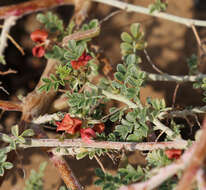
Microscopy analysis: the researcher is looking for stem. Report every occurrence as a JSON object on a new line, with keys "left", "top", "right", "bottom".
{"left": 146, "top": 72, "right": 206, "bottom": 82}
{"left": 0, "top": 0, "right": 74, "bottom": 19}
{"left": 0, "top": 134, "right": 189, "bottom": 151}
{"left": 93, "top": 0, "right": 206, "bottom": 27}
{"left": 48, "top": 152, "right": 84, "bottom": 190}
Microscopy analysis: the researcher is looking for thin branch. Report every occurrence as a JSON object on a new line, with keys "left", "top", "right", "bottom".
{"left": 0, "top": 16, "right": 18, "bottom": 57}
{"left": 94, "top": 155, "right": 106, "bottom": 173}
{"left": 93, "top": 0, "right": 206, "bottom": 27}
{"left": 144, "top": 49, "right": 164, "bottom": 74}
{"left": 172, "top": 84, "right": 180, "bottom": 108}
{"left": 48, "top": 151, "right": 84, "bottom": 190}
{"left": 0, "top": 0, "right": 74, "bottom": 19}
{"left": 0, "top": 69, "right": 17, "bottom": 75}
{"left": 0, "top": 133, "right": 189, "bottom": 151}
{"left": 146, "top": 72, "right": 206, "bottom": 82}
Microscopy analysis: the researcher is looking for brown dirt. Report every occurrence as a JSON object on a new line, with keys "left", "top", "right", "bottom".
{"left": 1, "top": 0, "right": 206, "bottom": 189}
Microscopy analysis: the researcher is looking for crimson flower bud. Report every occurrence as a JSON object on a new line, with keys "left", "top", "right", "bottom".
{"left": 32, "top": 46, "right": 46, "bottom": 58}
{"left": 30, "top": 29, "right": 48, "bottom": 43}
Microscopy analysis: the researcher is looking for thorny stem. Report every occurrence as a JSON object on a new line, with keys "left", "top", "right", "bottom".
{"left": 48, "top": 152, "right": 84, "bottom": 190}
{"left": 1, "top": 0, "right": 206, "bottom": 28}
{"left": 146, "top": 72, "right": 206, "bottom": 82}
{"left": 0, "top": 133, "right": 189, "bottom": 151}
{"left": 93, "top": 0, "right": 206, "bottom": 27}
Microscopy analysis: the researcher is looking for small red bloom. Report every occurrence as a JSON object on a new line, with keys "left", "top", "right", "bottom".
{"left": 80, "top": 128, "right": 96, "bottom": 143}
{"left": 56, "top": 114, "right": 82, "bottom": 135}
{"left": 165, "top": 149, "right": 182, "bottom": 159}
{"left": 32, "top": 46, "right": 46, "bottom": 58}
{"left": 93, "top": 123, "right": 105, "bottom": 134}
{"left": 30, "top": 29, "right": 48, "bottom": 43}
{"left": 71, "top": 52, "right": 92, "bottom": 70}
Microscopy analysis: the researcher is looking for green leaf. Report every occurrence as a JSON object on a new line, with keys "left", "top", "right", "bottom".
{"left": 3, "top": 162, "right": 13, "bottom": 170}
{"left": 76, "top": 151, "right": 88, "bottom": 160}
{"left": 2, "top": 134, "right": 12, "bottom": 143}
{"left": 126, "top": 54, "right": 137, "bottom": 65}
{"left": 130, "top": 23, "right": 140, "bottom": 38}
{"left": 114, "top": 72, "right": 125, "bottom": 82}
{"left": 0, "top": 167, "right": 4, "bottom": 176}
{"left": 17, "top": 136, "right": 26, "bottom": 144}
{"left": 0, "top": 154, "right": 7, "bottom": 163}
{"left": 115, "top": 125, "right": 133, "bottom": 140}
{"left": 11, "top": 125, "right": 19, "bottom": 137}
{"left": 0, "top": 55, "right": 6, "bottom": 65}
{"left": 117, "top": 64, "right": 127, "bottom": 74}
{"left": 21, "top": 129, "right": 34, "bottom": 137}
{"left": 121, "top": 32, "right": 133, "bottom": 43}
{"left": 95, "top": 168, "right": 105, "bottom": 178}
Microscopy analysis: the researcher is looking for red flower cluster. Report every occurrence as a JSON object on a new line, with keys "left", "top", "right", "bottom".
{"left": 71, "top": 52, "right": 92, "bottom": 70}
{"left": 56, "top": 114, "right": 105, "bottom": 143}
{"left": 165, "top": 149, "right": 182, "bottom": 159}
{"left": 30, "top": 29, "right": 48, "bottom": 58}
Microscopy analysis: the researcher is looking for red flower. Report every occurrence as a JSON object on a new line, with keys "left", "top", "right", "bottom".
{"left": 32, "top": 46, "right": 45, "bottom": 58}
{"left": 31, "top": 29, "right": 48, "bottom": 43}
{"left": 71, "top": 52, "right": 92, "bottom": 70}
{"left": 80, "top": 128, "right": 96, "bottom": 143}
{"left": 93, "top": 123, "right": 105, "bottom": 134}
{"left": 56, "top": 114, "right": 82, "bottom": 135}
{"left": 165, "top": 149, "right": 182, "bottom": 159}
{"left": 31, "top": 29, "right": 48, "bottom": 57}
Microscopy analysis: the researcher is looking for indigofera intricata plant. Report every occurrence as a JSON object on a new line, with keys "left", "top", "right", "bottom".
{"left": 1, "top": 1, "right": 206, "bottom": 190}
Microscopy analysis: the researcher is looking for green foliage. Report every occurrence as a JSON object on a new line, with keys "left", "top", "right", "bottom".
{"left": 109, "top": 107, "right": 124, "bottom": 122}
{"left": 59, "top": 186, "right": 68, "bottom": 190}
{"left": 81, "top": 19, "right": 99, "bottom": 31}
{"left": 2, "top": 125, "right": 34, "bottom": 150}
{"left": 146, "top": 150, "right": 171, "bottom": 167}
{"left": 0, "top": 151, "right": 13, "bottom": 176}
{"left": 0, "top": 126, "right": 34, "bottom": 176}
{"left": 146, "top": 97, "right": 166, "bottom": 118}
{"left": 24, "top": 162, "right": 47, "bottom": 190}
{"left": 187, "top": 54, "right": 198, "bottom": 75}
{"left": 149, "top": 0, "right": 168, "bottom": 13}
{"left": 193, "top": 77, "right": 206, "bottom": 102}
{"left": 95, "top": 164, "right": 144, "bottom": 190}
{"left": 37, "top": 12, "right": 64, "bottom": 33}
{"left": 115, "top": 108, "right": 149, "bottom": 141}
{"left": 76, "top": 148, "right": 108, "bottom": 160}
{"left": 120, "top": 23, "right": 147, "bottom": 56}
{"left": 67, "top": 89, "right": 105, "bottom": 117}
{"left": 0, "top": 55, "right": 6, "bottom": 65}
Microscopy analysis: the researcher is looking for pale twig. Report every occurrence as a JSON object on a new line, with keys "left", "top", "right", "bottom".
{"left": 0, "top": 68, "right": 17, "bottom": 75}
{"left": 7, "top": 34, "right": 24, "bottom": 55}
{"left": 100, "top": 10, "right": 122, "bottom": 24}
{"left": 93, "top": 0, "right": 206, "bottom": 27}
{"left": 143, "top": 49, "right": 164, "bottom": 74}
{"left": 145, "top": 72, "right": 206, "bottom": 82}
{"left": 0, "top": 16, "right": 18, "bottom": 57}
{"left": 0, "top": 132, "right": 189, "bottom": 150}
{"left": 94, "top": 155, "right": 106, "bottom": 173}
{"left": 172, "top": 84, "right": 180, "bottom": 108}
